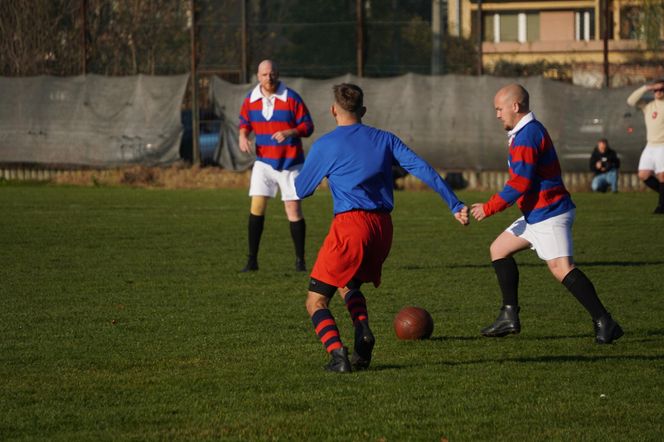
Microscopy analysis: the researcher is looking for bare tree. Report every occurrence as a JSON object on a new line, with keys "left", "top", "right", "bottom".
{"left": 641, "top": 0, "right": 664, "bottom": 51}
{"left": 0, "top": 0, "right": 80, "bottom": 76}
{"left": 85, "top": 0, "right": 189, "bottom": 76}
{"left": 1, "top": 0, "right": 189, "bottom": 77}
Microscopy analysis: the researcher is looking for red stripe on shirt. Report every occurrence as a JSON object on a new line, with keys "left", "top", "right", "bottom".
{"left": 538, "top": 160, "right": 562, "bottom": 180}
{"left": 484, "top": 193, "right": 509, "bottom": 216}
{"left": 510, "top": 145, "right": 537, "bottom": 164}
{"left": 533, "top": 186, "right": 568, "bottom": 209}
{"left": 256, "top": 145, "right": 302, "bottom": 159}
{"left": 519, "top": 186, "right": 568, "bottom": 211}
{"left": 506, "top": 172, "right": 531, "bottom": 193}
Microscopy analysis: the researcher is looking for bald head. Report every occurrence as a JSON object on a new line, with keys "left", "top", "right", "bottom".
{"left": 258, "top": 59, "right": 278, "bottom": 74}
{"left": 257, "top": 59, "right": 279, "bottom": 94}
{"left": 497, "top": 84, "right": 529, "bottom": 112}
{"left": 494, "top": 83, "right": 530, "bottom": 131}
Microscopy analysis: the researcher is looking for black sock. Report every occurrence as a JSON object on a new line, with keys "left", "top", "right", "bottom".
{"left": 492, "top": 257, "right": 519, "bottom": 306}
{"left": 659, "top": 181, "right": 664, "bottom": 208}
{"left": 248, "top": 214, "right": 265, "bottom": 259}
{"left": 289, "top": 218, "right": 306, "bottom": 260}
{"left": 562, "top": 268, "right": 608, "bottom": 321}
{"left": 644, "top": 176, "right": 659, "bottom": 192}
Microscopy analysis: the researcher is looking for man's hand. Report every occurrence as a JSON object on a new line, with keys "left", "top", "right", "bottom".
{"left": 471, "top": 203, "right": 487, "bottom": 221}
{"left": 239, "top": 132, "right": 252, "bottom": 153}
{"left": 646, "top": 82, "right": 664, "bottom": 91}
{"left": 272, "top": 129, "right": 296, "bottom": 143}
{"left": 455, "top": 206, "right": 470, "bottom": 226}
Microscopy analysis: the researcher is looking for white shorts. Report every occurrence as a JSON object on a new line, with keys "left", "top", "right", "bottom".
{"left": 249, "top": 160, "right": 301, "bottom": 201}
{"left": 638, "top": 144, "right": 664, "bottom": 174}
{"left": 505, "top": 209, "right": 575, "bottom": 261}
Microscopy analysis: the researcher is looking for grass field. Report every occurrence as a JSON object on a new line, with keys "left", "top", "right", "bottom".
{"left": 1, "top": 183, "right": 663, "bottom": 441}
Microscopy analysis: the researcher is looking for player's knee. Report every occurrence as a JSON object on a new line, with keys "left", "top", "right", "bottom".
{"left": 284, "top": 201, "right": 303, "bottom": 221}
{"left": 489, "top": 241, "right": 507, "bottom": 260}
{"left": 250, "top": 197, "right": 268, "bottom": 216}
{"left": 549, "top": 263, "right": 574, "bottom": 282}
{"left": 638, "top": 170, "right": 653, "bottom": 181}
{"left": 306, "top": 277, "right": 337, "bottom": 315}
{"left": 305, "top": 292, "right": 330, "bottom": 315}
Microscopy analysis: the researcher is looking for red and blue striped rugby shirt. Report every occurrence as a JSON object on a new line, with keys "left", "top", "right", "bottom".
{"left": 239, "top": 82, "right": 314, "bottom": 171}
{"left": 483, "top": 113, "right": 575, "bottom": 224}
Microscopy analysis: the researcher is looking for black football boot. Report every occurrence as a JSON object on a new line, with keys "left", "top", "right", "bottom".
{"left": 481, "top": 305, "right": 521, "bottom": 337}
{"left": 295, "top": 257, "right": 307, "bottom": 272}
{"left": 594, "top": 313, "right": 624, "bottom": 344}
{"left": 351, "top": 320, "right": 375, "bottom": 370}
{"left": 325, "top": 347, "right": 352, "bottom": 373}
{"left": 240, "top": 255, "right": 258, "bottom": 272}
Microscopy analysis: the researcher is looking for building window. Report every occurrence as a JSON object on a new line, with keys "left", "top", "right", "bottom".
{"left": 620, "top": 5, "right": 641, "bottom": 40}
{"left": 526, "top": 12, "right": 539, "bottom": 42}
{"left": 482, "top": 13, "right": 494, "bottom": 42}
{"left": 482, "top": 11, "right": 539, "bottom": 43}
{"left": 500, "top": 13, "right": 519, "bottom": 42}
{"left": 575, "top": 10, "right": 594, "bottom": 41}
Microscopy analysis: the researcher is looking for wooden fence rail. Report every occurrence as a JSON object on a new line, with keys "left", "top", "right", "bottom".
{"left": 0, "top": 166, "right": 649, "bottom": 192}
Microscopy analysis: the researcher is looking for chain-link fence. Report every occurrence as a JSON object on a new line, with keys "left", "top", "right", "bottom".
{"left": 0, "top": 0, "right": 482, "bottom": 79}
{"left": 4, "top": 1, "right": 664, "bottom": 80}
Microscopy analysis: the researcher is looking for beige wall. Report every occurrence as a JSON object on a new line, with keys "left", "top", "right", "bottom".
{"left": 453, "top": 0, "right": 598, "bottom": 38}
{"left": 540, "top": 11, "right": 575, "bottom": 42}
{"left": 481, "top": 39, "right": 658, "bottom": 66}
{"left": 449, "top": 0, "right": 658, "bottom": 67}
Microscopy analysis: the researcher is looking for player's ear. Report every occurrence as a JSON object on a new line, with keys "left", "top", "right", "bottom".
{"left": 330, "top": 104, "right": 337, "bottom": 118}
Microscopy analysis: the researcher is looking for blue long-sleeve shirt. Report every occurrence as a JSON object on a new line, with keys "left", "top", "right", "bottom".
{"left": 295, "top": 123, "right": 464, "bottom": 215}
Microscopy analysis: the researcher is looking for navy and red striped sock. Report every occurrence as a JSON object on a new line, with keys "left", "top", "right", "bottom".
{"left": 344, "top": 290, "right": 368, "bottom": 326}
{"left": 311, "top": 309, "right": 343, "bottom": 353}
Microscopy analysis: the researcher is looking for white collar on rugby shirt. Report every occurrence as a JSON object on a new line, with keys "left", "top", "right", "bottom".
{"left": 249, "top": 81, "right": 288, "bottom": 103}
{"left": 507, "top": 111, "right": 535, "bottom": 145}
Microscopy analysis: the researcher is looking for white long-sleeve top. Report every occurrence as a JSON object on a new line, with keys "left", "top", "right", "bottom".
{"left": 627, "top": 85, "right": 664, "bottom": 146}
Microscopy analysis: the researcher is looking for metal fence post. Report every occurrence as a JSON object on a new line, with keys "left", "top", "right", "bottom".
{"left": 356, "top": 0, "right": 364, "bottom": 77}
{"left": 190, "top": 0, "right": 200, "bottom": 165}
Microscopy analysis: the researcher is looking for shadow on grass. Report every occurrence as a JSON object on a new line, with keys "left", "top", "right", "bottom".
{"left": 399, "top": 260, "right": 664, "bottom": 271}
{"left": 396, "top": 330, "right": 662, "bottom": 343}
{"left": 429, "top": 335, "right": 484, "bottom": 342}
{"left": 517, "top": 334, "right": 590, "bottom": 340}
{"left": 621, "top": 328, "right": 664, "bottom": 343}
{"left": 436, "top": 353, "right": 664, "bottom": 366}
{"left": 365, "top": 364, "right": 407, "bottom": 372}
{"left": 574, "top": 260, "right": 664, "bottom": 267}
{"left": 368, "top": 329, "right": 664, "bottom": 371}
{"left": 444, "top": 261, "right": 664, "bottom": 269}
{"left": 434, "top": 328, "right": 664, "bottom": 343}
{"left": 369, "top": 353, "right": 664, "bottom": 372}
{"left": 527, "top": 328, "right": 664, "bottom": 342}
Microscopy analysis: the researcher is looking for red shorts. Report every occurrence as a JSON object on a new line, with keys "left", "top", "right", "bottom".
{"left": 311, "top": 210, "right": 393, "bottom": 289}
